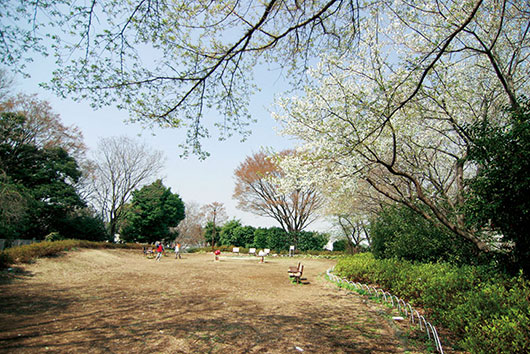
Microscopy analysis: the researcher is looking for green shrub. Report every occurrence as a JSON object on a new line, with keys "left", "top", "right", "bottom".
{"left": 296, "top": 231, "right": 328, "bottom": 251}
{"left": 370, "top": 204, "right": 481, "bottom": 265}
{"left": 458, "top": 276, "right": 530, "bottom": 353}
{"left": 332, "top": 239, "right": 347, "bottom": 252}
{"left": 334, "top": 252, "right": 378, "bottom": 284}
{"left": 334, "top": 253, "right": 530, "bottom": 353}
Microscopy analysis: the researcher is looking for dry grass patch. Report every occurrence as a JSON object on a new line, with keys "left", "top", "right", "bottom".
{"left": 0, "top": 250, "right": 416, "bottom": 353}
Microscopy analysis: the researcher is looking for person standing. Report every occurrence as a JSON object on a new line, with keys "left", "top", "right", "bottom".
{"left": 175, "top": 242, "right": 181, "bottom": 259}
{"left": 155, "top": 241, "right": 163, "bottom": 261}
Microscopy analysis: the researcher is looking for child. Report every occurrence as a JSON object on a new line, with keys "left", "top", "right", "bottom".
{"left": 155, "top": 242, "right": 164, "bottom": 261}
{"left": 175, "top": 242, "right": 181, "bottom": 259}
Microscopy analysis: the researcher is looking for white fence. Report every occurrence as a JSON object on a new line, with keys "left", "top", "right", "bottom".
{"left": 326, "top": 267, "right": 444, "bottom": 353}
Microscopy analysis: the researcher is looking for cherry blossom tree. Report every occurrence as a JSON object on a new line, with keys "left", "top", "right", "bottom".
{"left": 274, "top": 0, "right": 530, "bottom": 254}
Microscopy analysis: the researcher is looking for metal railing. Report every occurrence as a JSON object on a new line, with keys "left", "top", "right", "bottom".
{"left": 326, "top": 267, "right": 444, "bottom": 354}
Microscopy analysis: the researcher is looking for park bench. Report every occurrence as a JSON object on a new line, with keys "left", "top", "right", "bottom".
{"left": 232, "top": 247, "right": 240, "bottom": 255}
{"left": 288, "top": 262, "right": 301, "bottom": 274}
{"left": 263, "top": 248, "right": 270, "bottom": 256}
{"left": 248, "top": 248, "right": 256, "bottom": 256}
{"left": 288, "top": 264, "right": 304, "bottom": 284}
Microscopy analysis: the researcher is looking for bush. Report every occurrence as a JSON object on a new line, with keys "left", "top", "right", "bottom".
{"left": 332, "top": 239, "right": 347, "bottom": 252}
{"left": 334, "top": 253, "right": 530, "bottom": 353}
{"left": 370, "top": 204, "right": 481, "bottom": 265}
{"left": 459, "top": 277, "right": 530, "bottom": 353}
{"left": 296, "top": 231, "right": 328, "bottom": 251}
{"left": 0, "top": 240, "right": 144, "bottom": 268}
{"left": 253, "top": 228, "right": 268, "bottom": 249}
{"left": 266, "top": 227, "right": 290, "bottom": 251}
{"left": 60, "top": 213, "right": 109, "bottom": 241}
{"left": 465, "top": 98, "right": 530, "bottom": 276}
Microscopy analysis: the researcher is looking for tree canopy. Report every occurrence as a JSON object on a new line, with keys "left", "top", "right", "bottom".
{"left": 274, "top": 0, "right": 530, "bottom": 260}
{"left": 121, "top": 180, "right": 185, "bottom": 243}
{"left": 0, "top": 112, "right": 87, "bottom": 239}
{"left": 465, "top": 98, "right": 530, "bottom": 275}
{"left": 1, "top": 0, "right": 360, "bottom": 157}
{"left": 90, "top": 136, "right": 165, "bottom": 237}
{"left": 233, "top": 150, "right": 323, "bottom": 238}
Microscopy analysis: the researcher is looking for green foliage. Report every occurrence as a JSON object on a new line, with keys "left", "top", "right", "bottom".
{"left": 215, "top": 225, "right": 330, "bottom": 251}
{"left": 218, "top": 219, "right": 243, "bottom": 246}
{"left": 120, "top": 180, "right": 185, "bottom": 243}
{"left": 370, "top": 204, "right": 480, "bottom": 264}
{"left": 253, "top": 228, "right": 268, "bottom": 249}
{"left": 235, "top": 225, "right": 256, "bottom": 248}
{"left": 335, "top": 253, "right": 530, "bottom": 353}
{"left": 465, "top": 98, "right": 530, "bottom": 276}
{"left": 265, "top": 227, "right": 290, "bottom": 251}
{"left": 220, "top": 221, "right": 266, "bottom": 248}
{"left": 0, "top": 173, "right": 29, "bottom": 238}
{"left": 216, "top": 221, "right": 329, "bottom": 251}
{"left": 59, "top": 212, "right": 109, "bottom": 241}
{"left": 0, "top": 112, "right": 86, "bottom": 239}
{"left": 459, "top": 277, "right": 530, "bottom": 353}
{"left": 295, "top": 231, "right": 328, "bottom": 252}
{"left": 203, "top": 221, "right": 221, "bottom": 247}
{"left": 332, "top": 239, "right": 347, "bottom": 252}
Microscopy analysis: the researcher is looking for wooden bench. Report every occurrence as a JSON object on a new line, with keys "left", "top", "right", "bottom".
{"left": 288, "top": 262, "right": 301, "bottom": 273}
{"left": 288, "top": 264, "right": 304, "bottom": 284}
{"left": 232, "top": 247, "right": 240, "bottom": 255}
{"left": 248, "top": 248, "right": 256, "bottom": 256}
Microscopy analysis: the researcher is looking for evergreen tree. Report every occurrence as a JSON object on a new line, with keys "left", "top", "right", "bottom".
{"left": 121, "top": 180, "right": 185, "bottom": 243}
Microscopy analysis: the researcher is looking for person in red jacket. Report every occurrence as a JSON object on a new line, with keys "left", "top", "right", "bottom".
{"left": 155, "top": 241, "right": 164, "bottom": 261}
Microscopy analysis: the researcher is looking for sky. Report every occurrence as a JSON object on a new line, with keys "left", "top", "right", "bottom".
{"left": 12, "top": 53, "right": 331, "bottom": 232}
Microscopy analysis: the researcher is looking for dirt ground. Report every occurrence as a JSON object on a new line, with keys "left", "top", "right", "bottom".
{"left": 0, "top": 249, "right": 421, "bottom": 353}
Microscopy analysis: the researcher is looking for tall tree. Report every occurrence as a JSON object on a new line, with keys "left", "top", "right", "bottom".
{"left": 0, "top": 93, "right": 86, "bottom": 160}
{"left": 175, "top": 201, "right": 205, "bottom": 248}
{"left": 201, "top": 202, "right": 228, "bottom": 249}
{"left": 0, "top": 112, "right": 85, "bottom": 238}
{"left": 233, "top": 150, "right": 323, "bottom": 242}
{"left": 0, "top": 171, "right": 27, "bottom": 237}
{"left": 91, "top": 136, "right": 165, "bottom": 237}
{"left": 274, "top": 1, "right": 530, "bottom": 256}
{"left": 466, "top": 99, "right": 530, "bottom": 275}
{"left": 121, "top": 180, "right": 185, "bottom": 243}
{"left": 0, "top": 92, "right": 93, "bottom": 200}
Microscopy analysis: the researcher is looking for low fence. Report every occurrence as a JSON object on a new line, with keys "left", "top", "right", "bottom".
{"left": 0, "top": 239, "right": 40, "bottom": 251}
{"left": 326, "top": 267, "right": 444, "bottom": 354}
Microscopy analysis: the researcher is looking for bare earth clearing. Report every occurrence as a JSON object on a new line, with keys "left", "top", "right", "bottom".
{"left": 0, "top": 250, "right": 417, "bottom": 353}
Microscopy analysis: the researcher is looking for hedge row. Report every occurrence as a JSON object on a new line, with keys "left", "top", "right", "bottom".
{"left": 334, "top": 253, "right": 530, "bottom": 353}
{"left": 0, "top": 240, "right": 144, "bottom": 268}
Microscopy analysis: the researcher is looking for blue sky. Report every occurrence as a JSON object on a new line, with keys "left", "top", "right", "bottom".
{"left": 12, "top": 56, "right": 326, "bottom": 230}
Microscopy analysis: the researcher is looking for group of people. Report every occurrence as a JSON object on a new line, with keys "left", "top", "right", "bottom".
{"left": 145, "top": 241, "right": 182, "bottom": 261}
